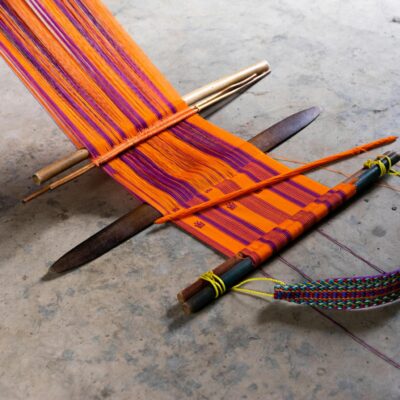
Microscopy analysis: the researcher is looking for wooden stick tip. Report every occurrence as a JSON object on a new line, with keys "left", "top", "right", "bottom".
{"left": 177, "top": 292, "right": 185, "bottom": 304}
{"left": 32, "top": 174, "right": 42, "bottom": 185}
{"left": 182, "top": 302, "right": 192, "bottom": 315}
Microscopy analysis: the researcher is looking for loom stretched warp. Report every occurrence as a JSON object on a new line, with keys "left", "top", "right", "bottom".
{"left": 2, "top": 0, "right": 399, "bottom": 311}
{"left": 0, "top": 0, "right": 332, "bottom": 264}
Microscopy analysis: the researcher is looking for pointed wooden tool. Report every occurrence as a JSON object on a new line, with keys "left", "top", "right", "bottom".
{"left": 42, "top": 107, "right": 321, "bottom": 280}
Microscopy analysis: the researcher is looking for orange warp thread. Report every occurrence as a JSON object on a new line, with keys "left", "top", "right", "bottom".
{"left": 155, "top": 136, "right": 397, "bottom": 223}
{"left": 1, "top": 0, "right": 396, "bottom": 264}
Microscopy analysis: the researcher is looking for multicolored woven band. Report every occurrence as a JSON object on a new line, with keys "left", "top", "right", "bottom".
{"left": 274, "top": 268, "right": 400, "bottom": 310}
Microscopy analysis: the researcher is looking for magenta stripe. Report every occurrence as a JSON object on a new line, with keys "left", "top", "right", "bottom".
{"left": 54, "top": 0, "right": 164, "bottom": 120}
{"left": 0, "top": 41, "right": 97, "bottom": 154}
{"left": 207, "top": 208, "right": 264, "bottom": 241}
{"left": 74, "top": 0, "right": 177, "bottom": 114}
{"left": 2, "top": 2, "right": 128, "bottom": 146}
{"left": 120, "top": 150, "right": 206, "bottom": 204}
{"left": 199, "top": 214, "right": 250, "bottom": 245}
{"left": 172, "top": 121, "right": 321, "bottom": 199}
{"left": 29, "top": 0, "right": 147, "bottom": 132}
{"left": 0, "top": 17, "right": 113, "bottom": 153}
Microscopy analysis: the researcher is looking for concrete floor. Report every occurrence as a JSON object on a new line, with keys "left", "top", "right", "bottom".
{"left": 0, "top": 0, "right": 399, "bottom": 399}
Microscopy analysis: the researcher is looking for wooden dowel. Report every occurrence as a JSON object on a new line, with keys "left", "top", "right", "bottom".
{"left": 177, "top": 254, "right": 245, "bottom": 303}
{"left": 31, "top": 60, "right": 270, "bottom": 184}
{"left": 33, "top": 148, "right": 89, "bottom": 184}
{"left": 23, "top": 162, "right": 95, "bottom": 203}
{"left": 183, "top": 258, "right": 255, "bottom": 314}
{"left": 181, "top": 151, "right": 400, "bottom": 313}
{"left": 182, "top": 60, "right": 269, "bottom": 105}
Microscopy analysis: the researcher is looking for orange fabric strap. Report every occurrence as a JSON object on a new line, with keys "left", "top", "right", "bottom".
{"left": 155, "top": 136, "right": 397, "bottom": 223}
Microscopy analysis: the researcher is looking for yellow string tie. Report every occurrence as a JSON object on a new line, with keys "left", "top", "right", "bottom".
{"left": 364, "top": 155, "right": 400, "bottom": 177}
{"left": 232, "top": 277, "right": 286, "bottom": 299}
{"left": 200, "top": 271, "right": 226, "bottom": 298}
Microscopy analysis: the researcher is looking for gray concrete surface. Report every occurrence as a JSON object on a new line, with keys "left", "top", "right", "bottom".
{"left": 0, "top": 1, "right": 399, "bottom": 399}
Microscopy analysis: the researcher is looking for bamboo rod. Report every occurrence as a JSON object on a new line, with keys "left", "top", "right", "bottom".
{"left": 31, "top": 60, "right": 270, "bottom": 185}
{"left": 23, "top": 162, "right": 94, "bottom": 203}
{"left": 33, "top": 148, "right": 89, "bottom": 184}
{"left": 183, "top": 60, "right": 270, "bottom": 105}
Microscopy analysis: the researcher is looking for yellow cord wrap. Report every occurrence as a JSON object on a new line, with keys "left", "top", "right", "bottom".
{"left": 364, "top": 155, "right": 400, "bottom": 177}
{"left": 199, "top": 271, "right": 226, "bottom": 298}
{"left": 232, "top": 277, "right": 286, "bottom": 299}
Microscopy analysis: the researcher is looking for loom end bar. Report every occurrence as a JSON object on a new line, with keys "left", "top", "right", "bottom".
{"left": 183, "top": 257, "right": 255, "bottom": 314}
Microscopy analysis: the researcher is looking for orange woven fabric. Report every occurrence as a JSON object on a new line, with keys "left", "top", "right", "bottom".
{"left": 155, "top": 136, "right": 396, "bottom": 223}
{"left": 0, "top": 0, "right": 383, "bottom": 266}
{"left": 241, "top": 183, "right": 357, "bottom": 265}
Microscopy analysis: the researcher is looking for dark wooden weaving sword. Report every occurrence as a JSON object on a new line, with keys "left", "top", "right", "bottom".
{"left": 42, "top": 106, "right": 321, "bottom": 280}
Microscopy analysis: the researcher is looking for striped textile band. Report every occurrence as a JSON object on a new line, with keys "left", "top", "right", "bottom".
{"left": 240, "top": 183, "right": 356, "bottom": 265}
{"left": 274, "top": 269, "right": 400, "bottom": 310}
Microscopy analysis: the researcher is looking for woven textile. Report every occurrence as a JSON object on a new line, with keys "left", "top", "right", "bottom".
{"left": 0, "top": 0, "right": 330, "bottom": 265}
{"left": 274, "top": 269, "right": 400, "bottom": 310}
{"left": 241, "top": 183, "right": 356, "bottom": 265}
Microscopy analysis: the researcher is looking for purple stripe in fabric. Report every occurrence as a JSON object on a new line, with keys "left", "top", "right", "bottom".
{"left": 120, "top": 150, "right": 206, "bottom": 205}
{"left": 54, "top": 0, "right": 164, "bottom": 121}
{"left": 119, "top": 147, "right": 276, "bottom": 244}
{"left": 74, "top": 0, "right": 177, "bottom": 114}
{"left": 268, "top": 187, "right": 308, "bottom": 208}
{"left": 258, "top": 237, "right": 278, "bottom": 253}
{"left": 208, "top": 208, "right": 264, "bottom": 242}
{"left": 29, "top": 0, "right": 148, "bottom": 132}
{"left": 199, "top": 213, "right": 251, "bottom": 245}
{"left": 0, "top": 16, "right": 113, "bottom": 152}
{"left": 314, "top": 198, "right": 333, "bottom": 212}
{"left": 216, "top": 208, "right": 265, "bottom": 235}
{"left": 177, "top": 121, "right": 318, "bottom": 197}
{"left": 172, "top": 121, "right": 321, "bottom": 200}
{"left": 272, "top": 227, "right": 293, "bottom": 242}
{"left": 3, "top": 2, "right": 128, "bottom": 145}
{"left": 239, "top": 195, "right": 289, "bottom": 224}
{"left": 314, "top": 189, "right": 346, "bottom": 211}
{"left": 0, "top": 41, "right": 97, "bottom": 154}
